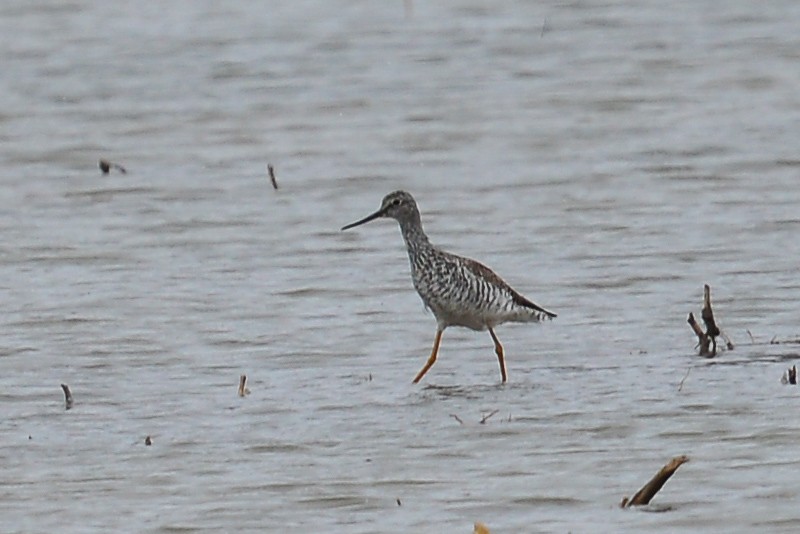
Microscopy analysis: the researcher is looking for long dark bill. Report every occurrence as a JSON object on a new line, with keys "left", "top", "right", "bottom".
{"left": 341, "top": 207, "right": 387, "bottom": 230}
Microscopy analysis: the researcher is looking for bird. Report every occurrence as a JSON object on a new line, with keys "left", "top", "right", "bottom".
{"left": 341, "top": 190, "right": 555, "bottom": 384}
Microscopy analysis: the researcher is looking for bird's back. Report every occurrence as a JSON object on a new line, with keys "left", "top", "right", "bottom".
{"left": 407, "top": 243, "right": 554, "bottom": 330}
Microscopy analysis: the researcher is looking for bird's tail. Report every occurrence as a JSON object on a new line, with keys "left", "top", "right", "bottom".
{"left": 514, "top": 293, "right": 556, "bottom": 321}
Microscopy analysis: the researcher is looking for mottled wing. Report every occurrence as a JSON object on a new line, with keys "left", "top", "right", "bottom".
{"left": 461, "top": 256, "right": 557, "bottom": 319}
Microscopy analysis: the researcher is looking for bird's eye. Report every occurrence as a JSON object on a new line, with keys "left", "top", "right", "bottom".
{"left": 391, "top": 199, "right": 401, "bottom": 206}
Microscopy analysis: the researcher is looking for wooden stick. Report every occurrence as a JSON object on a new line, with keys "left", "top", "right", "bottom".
{"left": 621, "top": 455, "right": 689, "bottom": 507}
{"left": 267, "top": 164, "right": 278, "bottom": 190}
{"left": 450, "top": 414, "right": 464, "bottom": 425}
{"left": 60, "top": 383, "right": 73, "bottom": 410}
{"left": 701, "top": 284, "right": 720, "bottom": 354}
{"left": 238, "top": 375, "right": 250, "bottom": 397}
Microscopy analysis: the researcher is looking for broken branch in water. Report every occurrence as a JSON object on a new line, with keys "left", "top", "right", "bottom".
{"left": 701, "top": 284, "right": 720, "bottom": 349}
{"left": 60, "top": 384, "right": 73, "bottom": 410}
{"left": 687, "top": 312, "right": 711, "bottom": 355}
{"left": 450, "top": 414, "right": 464, "bottom": 425}
{"left": 687, "top": 284, "right": 732, "bottom": 357}
{"left": 621, "top": 455, "right": 689, "bottom": 507}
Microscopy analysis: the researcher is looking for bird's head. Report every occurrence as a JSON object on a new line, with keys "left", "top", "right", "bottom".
{"left": 342, "top": 190, "right": 419, "bottom": 230}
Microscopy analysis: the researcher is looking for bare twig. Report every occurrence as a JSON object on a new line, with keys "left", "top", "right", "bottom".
{"left": 677, "top": 367, "right": 691, "bottom": 392}
{"left": 621, "top": 456, "right": 689, "bottom": 507}
{"left": 267, "top": 164, "right": 278, "bottom": 190}
{"left": 60, "top": 384, "right": 73, "bottom": 410}
{"left": 450, "top": 414, "right": 464, "bottom": 425}
{"left": 746, "top": 329, "right": 755, "bottom": 343}
{"left": 480, "top": 409, "right": 499, "bottom": 424}
{"left": 238, "top": 375, "right": 250, "bottom": 397}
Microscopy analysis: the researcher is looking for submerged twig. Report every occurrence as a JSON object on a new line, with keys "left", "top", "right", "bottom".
{"left": 621, "top": 455, "right": 689, "bottom": 507}
{"left": 60, "top": 383, "right": 73, "bottom": 410}
{"left": 480, "top": 410, "right": 499, "bottom": 424}
{"left": 450, "top": 414, "right": 464, "bottom": 425}
{"left": 746, "top": 329, "right": 755, "bottom": 344}
{"left": 238, "top": 374, "right": 250, "bottom": 397}
{"left": 677, "top": 367, "right": 691, "bottom": 392}
{"left": 267, "top": 164, "right": 278, "bottom": 190}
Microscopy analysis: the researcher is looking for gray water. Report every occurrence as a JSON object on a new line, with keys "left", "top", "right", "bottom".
{"left": 2, "top": 1, "right": 800, "bottom": 532}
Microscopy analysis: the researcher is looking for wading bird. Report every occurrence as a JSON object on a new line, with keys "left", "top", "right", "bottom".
{"left": 342, "top": 191, "right": 555, "bottom": 384}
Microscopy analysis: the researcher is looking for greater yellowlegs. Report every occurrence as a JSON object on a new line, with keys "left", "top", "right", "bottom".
{"left": 342, "top": 191, "right": 555, "bottom": 384}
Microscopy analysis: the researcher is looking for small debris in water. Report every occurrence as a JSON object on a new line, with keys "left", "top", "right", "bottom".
{"left": 60, "top": 384, "right": 73, "bottom": 410}
{"left": 267, "top": 164, "right": 278, "bottom": 190}
{"left": 99, "top": 159, "right": 127, "bottom": 175}
{"left": 677, "top": 367, "right": 691, "bottom": 392}
{"left": 238, "top": 374, "right": 250, "bottom": 397}
{"left": 781, "top": 365, "right": 797, "bottom": 385}
{"left": 449, "top": 414, "right": 464, "bottom": 425}
{"left": 145, "top": 435, "right": 152, "bottom": 446}
{"left": 479, "top": 410, "right": 499, "bottom": 424}
{"left": 396, "top": 498, "right": 401, "bottom": 506}
{"left": 474, "top": 522, "right": 492, "bottom": 534}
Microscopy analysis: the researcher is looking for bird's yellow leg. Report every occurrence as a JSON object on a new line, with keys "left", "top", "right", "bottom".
{"left": 489, "top": 328, "right": 507, "bottom": 383}
{"left": 413, "top": 329, "right": 443, "bottom": 384}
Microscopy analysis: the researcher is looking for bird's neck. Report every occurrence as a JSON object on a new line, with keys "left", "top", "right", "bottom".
{"left": 398, "top": 215, "right": 431, "bottom": 255}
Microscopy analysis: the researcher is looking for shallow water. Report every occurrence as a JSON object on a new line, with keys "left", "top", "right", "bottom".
{"left": 1, "top": 1, "right": 800, "bottom": 532}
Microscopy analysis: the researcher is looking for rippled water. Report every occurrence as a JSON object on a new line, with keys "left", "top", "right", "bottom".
{"left": 2, "top": 1, "right": 800, "bottom": 532}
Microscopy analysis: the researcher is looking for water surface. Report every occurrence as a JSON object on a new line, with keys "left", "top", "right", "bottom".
{"left": 1, "top": 1, "right": 799, "bottom": 532}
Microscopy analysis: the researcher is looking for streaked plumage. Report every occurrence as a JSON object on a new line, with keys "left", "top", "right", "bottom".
{"left": 342, "top": 190, "right": 555, "bottom": 383}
